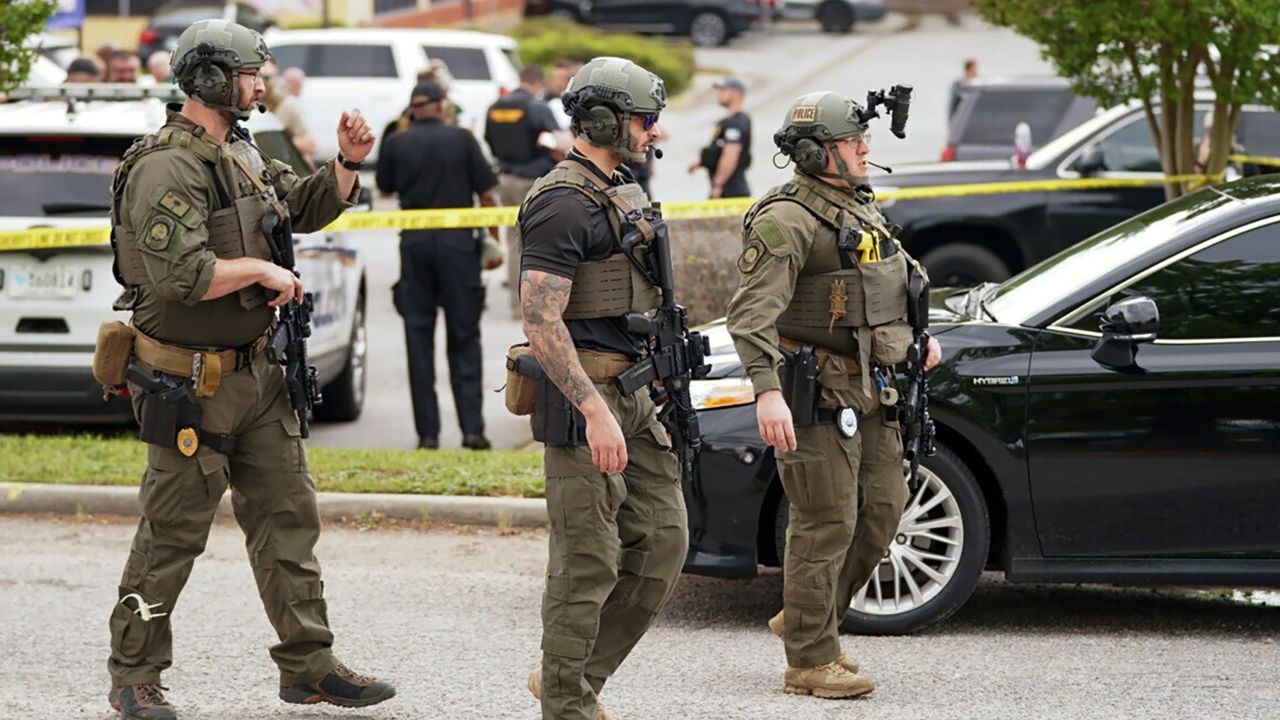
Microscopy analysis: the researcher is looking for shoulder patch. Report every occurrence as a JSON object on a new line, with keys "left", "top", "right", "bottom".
{"left": 158, "top": 191, "right": 190, "bottom": 218}
{"left": 148, "top": 186, "right": 201, "bottom": 227}
{"left": 752, "top": 216, "right": 791, "bottom": 255}
{"left": 142, "top": 215, "right": 177, "bottom": 253}
{"left": 737, "top": 238, "right": 768, "bottom": 275}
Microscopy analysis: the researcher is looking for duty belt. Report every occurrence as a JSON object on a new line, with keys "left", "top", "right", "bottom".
{"left": 779, "top": 337, "right": 861, "bottom": 376}
{"left": 576, "top": 349, "right": 634, "bottom": 384}
{"left": 132, "top": 326, "right": 273, "bottom": 398}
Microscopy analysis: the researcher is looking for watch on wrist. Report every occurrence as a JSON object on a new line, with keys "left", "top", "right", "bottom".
{"left": 337, "top": 153, "right": 363, "bottom": 171}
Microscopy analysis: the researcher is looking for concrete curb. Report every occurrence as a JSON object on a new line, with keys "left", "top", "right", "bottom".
{"left": 0, "top": 483, "right": 548, "bottom": 528}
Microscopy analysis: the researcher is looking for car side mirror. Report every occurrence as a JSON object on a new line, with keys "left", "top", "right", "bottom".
{"left": 1091, "top": 296, "right": 1159, "bottom": 371}
{"left": 1074, "top": 144, "right": 1106, "bottom": 177}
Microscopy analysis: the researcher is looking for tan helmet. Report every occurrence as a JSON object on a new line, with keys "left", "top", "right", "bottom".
{"left": 561, "top": 56, "right": 666, "bottom": 162}
{"left": 171, "top": 19, "right": 270, "bottom": 120}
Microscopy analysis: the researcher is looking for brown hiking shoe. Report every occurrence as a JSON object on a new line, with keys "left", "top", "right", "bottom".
{"left": 279, "top": 664, "right": 396, "bottom": 708}
{"left": 527, "top": 670, "right": 614, "bottom": 720}
{"left": 767, "top": 610, "right": 860, "bottom": 673}
{"left": 784, "top": 662, "right": 875, "bottom": 699}
{"left": 108, "top": 683, "right": 177, "bottom": 720}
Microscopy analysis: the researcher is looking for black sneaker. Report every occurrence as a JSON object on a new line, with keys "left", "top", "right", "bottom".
{"left": 279, "top": 664, "right": 396, "bottom": 708}
{"left": 462, "top": 433, "right": 491, "bottom": 450}
{"left": 108, "top": 684, "right": 177, "bottom": 720}
{"left": 418, "top": 436, "right": 439, "bottom": 450}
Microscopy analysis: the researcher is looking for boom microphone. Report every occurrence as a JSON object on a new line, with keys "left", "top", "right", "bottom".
{"left": 868, "top": 160, "right": 893, "bottom": 174}
{"left": 652, "top": 146, "right": 664, "bottom": 160}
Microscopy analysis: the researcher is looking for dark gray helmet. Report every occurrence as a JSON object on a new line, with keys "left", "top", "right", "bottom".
{"left": 171, "top": 19, "right": 270, "bottom": 121}
{"left": 562, "top": 56, "right": 666, "bottom": 162}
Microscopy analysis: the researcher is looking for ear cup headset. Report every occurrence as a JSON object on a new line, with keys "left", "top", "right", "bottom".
{"left": 190, "top": 43, "right": 232, "bottom": 108}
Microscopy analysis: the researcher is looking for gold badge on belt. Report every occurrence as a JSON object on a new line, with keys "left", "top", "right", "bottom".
{"left": 177, "top": 427, "right": 199, "bottom": 457}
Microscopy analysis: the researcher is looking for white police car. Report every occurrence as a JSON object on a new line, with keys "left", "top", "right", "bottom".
{"left": 0, "top": 84, "right": 368, "bottom": 424}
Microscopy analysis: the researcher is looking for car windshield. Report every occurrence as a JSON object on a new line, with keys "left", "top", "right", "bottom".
{"left": 985, "top": 187, "right": 1236, "bottom": 325}
{"left": 0, "top": 136, "right": 130, "bottom": 217}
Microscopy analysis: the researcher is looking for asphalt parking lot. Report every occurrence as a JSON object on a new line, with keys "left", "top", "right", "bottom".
{"left": 5, "top": 514, "right": 1276, "bottom": 719}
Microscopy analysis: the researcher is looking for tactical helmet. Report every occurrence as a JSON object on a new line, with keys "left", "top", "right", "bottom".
{"left": 171, "top": 19, "right": 270, "bottom": 121}
{"left": 774, "top": 91, "right": 869, "bottom": 187}
{"left": 562, "top": 56, "right": 666, "bottom": 162}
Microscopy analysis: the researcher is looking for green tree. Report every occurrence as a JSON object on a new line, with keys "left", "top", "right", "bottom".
{"left": 976, "top": 0, "right": 1280, "bottom": 199}
{"left": 0, "top": 0, "right": 58, "bottom": 95}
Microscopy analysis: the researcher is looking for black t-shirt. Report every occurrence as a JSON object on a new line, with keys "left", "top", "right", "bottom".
{"left": 375, "top": 118, "right": 498, "bottom": 208}
{"left": 484, "top": 88, "right": 560, "bottom": 179}
{"left": 715, "top": 111, "right": 752, "bottom": 179}
{"left": 519, "top": 152, "right": 647, "bottom": 359}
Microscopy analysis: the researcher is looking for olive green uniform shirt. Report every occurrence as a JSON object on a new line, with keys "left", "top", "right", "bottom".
{"left": 121, "top": 109, "right": 356, "bottom": 348}
{"left": 727, "top": 172, "right": 900, "bottom": 409}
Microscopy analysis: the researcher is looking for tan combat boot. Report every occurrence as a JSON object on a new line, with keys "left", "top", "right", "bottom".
{"left": 527, "top": 670, "right": 614, "bottom": 720}
{"left": 767, "top": 610, "right": 860, "bottom": 673}
{"left": 783, "top": 662, "right": 876, "bottom": 699}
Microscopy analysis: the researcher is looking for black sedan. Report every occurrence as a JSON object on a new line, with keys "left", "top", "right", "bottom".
{"left": 682, "top": 174, "right": 1280, "bottom": 634}
{"left": 878, "top": 96, "right": 1280, "bottom": 287}
{"left": 523, "top": 0, "right": 763, "bottom": 46}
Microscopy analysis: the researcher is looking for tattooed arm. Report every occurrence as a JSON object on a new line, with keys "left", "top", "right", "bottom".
{"left": 521, "top": 269, "right": 628, "bottom": 472}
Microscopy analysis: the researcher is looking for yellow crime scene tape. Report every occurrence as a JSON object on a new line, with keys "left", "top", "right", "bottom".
{"left": 1228, "top": 154, "right": 1280, "bottom": 168}
{"left": 0, "top": 173, "right": 1233, "bottom": 253}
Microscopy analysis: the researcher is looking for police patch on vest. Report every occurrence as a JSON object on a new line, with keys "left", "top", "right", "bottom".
{"left": 791, "top": 105, "right": 818, "bottom": 123}
{"left": 142, "top": 215, "right": 177, "bottom": 252}
{"left": 737, "top": 239, "right": 767, "bottom": 274}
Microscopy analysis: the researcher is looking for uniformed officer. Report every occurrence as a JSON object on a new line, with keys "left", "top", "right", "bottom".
{"left": 688, "top": 76, "right": 752, "bottom": 198}
{"left": 377, "top": 80, "right": 502, "bottom": 450}
{"left": 517, "top": 56, "right": 686, "bottom": 720}
{"left": 102, "top": 20, "right": 394, "bottom": 719}
{"left": 485, "top": 64, "right": 562, "bottom": 317}
{"left": 726, "top": 91, "right": 941, "bottom": 699}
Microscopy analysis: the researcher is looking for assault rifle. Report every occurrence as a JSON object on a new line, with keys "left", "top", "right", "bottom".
{"left": 262, "top": 204, "right": 322, "bottom": 438}
{"left": 900, "top": 264, "right": 936, "bottom": 492}
{"left": 614, "top": 205, "right": 711, "bottom": 491}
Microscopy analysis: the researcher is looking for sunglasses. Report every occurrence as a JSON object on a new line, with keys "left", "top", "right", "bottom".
{"left": 641, "top": 113, "right": 660, "bottom": 130}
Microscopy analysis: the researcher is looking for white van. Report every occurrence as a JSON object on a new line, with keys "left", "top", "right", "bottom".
{"left": 265, "top": 28, "right": 522, "bottom": 162}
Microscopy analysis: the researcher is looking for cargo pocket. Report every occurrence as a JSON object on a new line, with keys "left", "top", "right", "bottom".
{"left": 860, "top": 253, "right": 909, "bottom": 327}
{"left": 871, "top": 321, "right": 914, "bottom": 365}
{"left": 278, "top": 414, "right": 307, "bottom": 474}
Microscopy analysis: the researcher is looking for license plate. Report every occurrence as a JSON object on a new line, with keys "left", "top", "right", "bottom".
{"left": 8, "top": 266, "right": 79, "bottom": 299}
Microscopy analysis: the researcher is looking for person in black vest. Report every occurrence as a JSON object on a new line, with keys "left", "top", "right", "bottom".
{"left": 377, "top": 80, "right": 502, "bottom": 450}
{"left": 689, "top": 77, "right": 752, "bottom": 199}
{"left": 485, "top": 64, "right": 561, "bottom": 317}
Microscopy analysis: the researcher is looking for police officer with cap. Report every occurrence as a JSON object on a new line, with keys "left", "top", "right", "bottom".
{"left": 485, "top": 64, "right": 562, "bottom": 317}
{"left": 377, "top": 79, "right": 501, "bottom": 450}
{"left": 689, "top": 76, "right": 752, "bottom": 198}
{"left": 102, "top": 19, "right": 394, "bottom": 719}
{"left": 726, "top": 90, "right": 941, "bottom": 699}
{"left": 517, "top": 56, "right": 686, "bottom": 720}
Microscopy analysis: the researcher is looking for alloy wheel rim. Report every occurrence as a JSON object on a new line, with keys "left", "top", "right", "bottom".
{"left": 351, "top": 304, "right": 367, "bottom": 406}
{"left": 691, "top": 15, "right": 726, "bottom": 45}
{"left": 851, "top": 465, "right": 965, "bottom": 616}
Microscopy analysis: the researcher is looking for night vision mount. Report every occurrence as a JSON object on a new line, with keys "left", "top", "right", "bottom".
{"left": 859, "top": 84, "right": 913, "bottom": 139}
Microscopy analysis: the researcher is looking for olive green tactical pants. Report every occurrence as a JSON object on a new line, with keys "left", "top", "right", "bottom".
{"left": 108, "top": 351, "right": 337, "bottom": 687}
{"left": 540, "top": 383, "right": 688, "bottom": 720}
{"left": 776, "top": 407, "right": 907, "bottom": 668}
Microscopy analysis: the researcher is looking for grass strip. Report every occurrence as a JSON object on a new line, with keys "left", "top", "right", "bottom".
{"left": 0, "top": 434, "right": 545, "bottom": 498}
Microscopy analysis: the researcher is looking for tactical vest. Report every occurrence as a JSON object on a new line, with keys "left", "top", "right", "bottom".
{"left": 110, "top": 123, "right": 286, "bottom": 312}
{"left": 746, "top": 178, "right": 920, "bottom": 395}
{"left": 486, "top": 91, "right": 540, "bottom": 166}
{"left": 518, "top": 158, "right": 660, "bottom": 321}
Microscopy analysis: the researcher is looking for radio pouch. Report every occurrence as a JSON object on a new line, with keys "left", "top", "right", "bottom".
{"left": 504, "top": 344, "right": 537, "bottom": 416}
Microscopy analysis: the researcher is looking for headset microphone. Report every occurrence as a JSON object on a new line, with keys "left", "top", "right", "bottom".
{"left": 652, "top": 146, "right": 664, "bottom": 160}
{"left": 868, "top": 160, "right": 893, "bottom": 174}
{"left": 256, "top": 103, "right": 267, "bottom": 114}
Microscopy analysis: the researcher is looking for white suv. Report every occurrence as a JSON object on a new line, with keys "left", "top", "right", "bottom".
{"left": 0, "top": 85, "right": 368, "bottom": 424}
{"left": 265, "top": 28, "right": 522, "bottom": 162}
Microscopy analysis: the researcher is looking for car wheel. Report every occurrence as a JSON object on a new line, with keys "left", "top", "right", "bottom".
{"left": 920, "top": 243, "right": 1012, "bottom": 287}
{"left": 817, "top": 0, "right": 854, "bottom": 33}
{"left": 840, "top": 444, "right": 990, "bottom": 635}
{"left": 689, "top": 11, "right": 730, "bottom": 46}
{"left": 313, "top": 290, "right": 366, "bottom": 423}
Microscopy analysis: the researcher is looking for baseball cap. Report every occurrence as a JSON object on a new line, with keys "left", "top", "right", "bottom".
{"left": 714, "top": 77, "right": 745, "bottom": 92}
{"left": 410, "top": 80, "right": 446, "bottom": 103}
